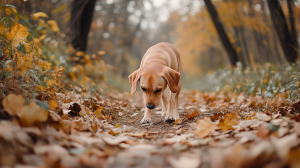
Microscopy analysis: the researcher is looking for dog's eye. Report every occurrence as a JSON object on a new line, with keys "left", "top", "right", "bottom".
{"left": 155, "top": 89, "right": 162, "bottom": 93}
{"left": 141, "top": 87, "right": 147, "bottom": 92}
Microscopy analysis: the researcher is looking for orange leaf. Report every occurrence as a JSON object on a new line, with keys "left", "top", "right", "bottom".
{"left": 185, "top": 109, "right": 199, "bottom": 120}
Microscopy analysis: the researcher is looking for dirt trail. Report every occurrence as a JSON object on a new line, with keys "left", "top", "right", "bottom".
{"left": 1, "top": 90, "right": 300, "bottom": 168}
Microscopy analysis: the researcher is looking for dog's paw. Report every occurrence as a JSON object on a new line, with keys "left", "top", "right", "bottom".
{"left": 165, "top": 116, "right": 175, "bottom": 123}
{"left": 161, "top": 112, "right": 165, "bottom": 116}
{"left": 140, "top": 118, "right": 152, "bottom": 124}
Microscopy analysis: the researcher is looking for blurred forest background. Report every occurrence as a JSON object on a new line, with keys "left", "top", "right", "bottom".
{"left": 5, "top": 0, "right": 300, "bottom": 93}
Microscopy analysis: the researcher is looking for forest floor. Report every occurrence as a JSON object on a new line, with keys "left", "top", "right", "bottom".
{"left": 1, "top": 89, "right": 300, "bottom": 168}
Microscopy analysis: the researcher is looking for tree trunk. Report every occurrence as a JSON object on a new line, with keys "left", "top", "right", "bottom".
{"left": 287, "top": 0, "right": 298, "bottom": 54}
{"left": 233, "top": 27, "right": 247, "bottom": 67}
{"left": 266, "top": 0, "right": 298, "bottom": 63}
{"left": 70, "top": 0, "right": 96, "bottom": 52}
{"left": 203, "top": 0, "right": 239, "bottom": 67}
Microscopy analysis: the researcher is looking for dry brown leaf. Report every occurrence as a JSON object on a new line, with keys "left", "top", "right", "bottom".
{"left": 256, "top": 124, "right": 270, "bottom": 139}
{"left": 2, "top": 94, "right": 25, "bottom": 116}
{"left": 287, "top": 146, "right": 300, "bottom": 168}
{"left": 20, "top": 102, "right": 48, "bottom": 127}
{"left": 127, "top": 119, "right": 135, "bottom": 124}
{"left": 61, "top": 120, "right": 75, "bottom": 134}
{"left": 256, "top": 112, "right": 271, "bottom": 122}
{"left": 68, "top": 103, "right": 81, "bottom": 116}
{"left": 292, "top": 122, "right": 300, "bottom": 136}
{"left": 168, "top": 156, "right": 201, "bottom": 168}
{"left": 102, "top": 136, "right": 129, "bottom": 145}
{"left": 185, "top": 109, "right": 200, "bottom": 120}
{"left": 210, "top": 113, "right": 222, "bottom": 121}
{"left": 218, "top": 113, "right": 239, "bottom": 131}
{"left": 291, "top": 100, "right": 300, "bottom": 111}
{"left": 34, "top": 144, "right": 69, "bottom": 162}
{"left": 195, "top": 117, "right": 217, "bottom": 138}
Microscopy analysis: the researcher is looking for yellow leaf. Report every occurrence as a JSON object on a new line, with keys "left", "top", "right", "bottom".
{"left": 85, "top": 107, "right": 90, "bottom": 115}
{"left": 4, "top": 49, "right": 9, "bottom": 57}
{"left": 2, "top": 94, "right": 25, "bottom": 116}
{"left": 218, "top": 113, "right": 239, "bottom": 131}
{"left": 5, "top": 8, "right": 12, "bottom": 16}
{"left": 194, "top": 117, "right": 217, "bottom": 138}
{"left": 39, "top": 34, "right": 46, "bottom": 40}
{"left": 115, "top": 123, "right": 122, "bottom": 128}
{"left": 32, "top": 12, "right": 49, "bottom": 20}
{"left": 0, "top": 23, "right": 5, "bottom": 34}
{"left": 49, "top": 100, "right": 59, "bottom": 110}
{"left": 20, "top": 102, "right": 48, "bottom": 127}
{"left": 23, "top": 43, "right": 31, "bottom": 53}
{"left": 7, "top": 23, "right": 29, "bottom": 47}
{"left": 38, "top": 20, "right": 45, "bottom": 27}
{"left": 98, "top": 51, "right": 106, "bottom": 55}
{"left": 33, "top": 38, "right": 41, "bottom": 46}
{"left": 40, "top": 30, "right": 47, "bottom": 34}
{"left": 47, "top": 20, "right": 60, "bottom": 32}
{"left": 93, "top": 106, "right": 103, "bottom": 118}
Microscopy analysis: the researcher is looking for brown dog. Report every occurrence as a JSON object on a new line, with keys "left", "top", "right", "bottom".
{"left": 129, "top": 42, "right": 182, "bottom": 123}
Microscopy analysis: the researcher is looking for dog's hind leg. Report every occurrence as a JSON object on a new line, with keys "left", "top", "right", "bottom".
{"left": 161, "top": 92, "right": 168, "bottom": 116}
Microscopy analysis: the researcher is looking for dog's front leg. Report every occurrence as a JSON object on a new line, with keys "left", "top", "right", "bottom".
{"left": 161, "top": 92, "right": 168, "bottom": 116}
{"left": 140, "top": 108, "right": 152, "bottom": 124}
{"left": 165, "top": 92, "right": 175, "bottom": 123}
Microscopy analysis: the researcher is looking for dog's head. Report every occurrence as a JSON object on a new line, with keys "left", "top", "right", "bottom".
{"left": 129, "top": 65, "right": 180, "bottom": 109}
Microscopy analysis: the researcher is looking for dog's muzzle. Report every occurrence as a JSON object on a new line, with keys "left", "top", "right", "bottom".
{"left": 146, "top": 104, "right": 155, "bottom": 109}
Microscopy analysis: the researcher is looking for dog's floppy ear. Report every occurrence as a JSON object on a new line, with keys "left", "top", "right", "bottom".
{"left": 162, "top": 67, "right": 181, "bottom": 93}
{"left": 128, "top": 69, "right": 142, "bottom": 95}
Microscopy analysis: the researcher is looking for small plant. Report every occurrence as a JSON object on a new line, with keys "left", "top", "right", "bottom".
{"left": 189, "top": 62, "right": 300, "bottom": 100}
{"left": 0, "top": 4, "right": 107, "bottom": 99}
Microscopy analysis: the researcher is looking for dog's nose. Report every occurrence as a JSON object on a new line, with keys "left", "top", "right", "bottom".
{"left": 146, "top": 104, "right": 155, "bottom": 109}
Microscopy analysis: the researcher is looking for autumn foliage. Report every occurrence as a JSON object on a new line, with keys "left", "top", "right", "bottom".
{"left": 1, "top": 1, "right": 300, "bottom": 168}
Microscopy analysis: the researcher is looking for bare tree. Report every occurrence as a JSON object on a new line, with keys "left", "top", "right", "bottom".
{"left": 203, "top": 0, "right": 240, "bottom": 67}
{"left": 70, "top": 0, "right": 96, "bottom": 52}
{"left": 267, "top": 0, "right": 298, "bottom": 63}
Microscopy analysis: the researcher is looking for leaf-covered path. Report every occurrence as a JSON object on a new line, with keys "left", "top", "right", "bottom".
{"left": 1, "top": 90, "right": 300, "bottom": 168}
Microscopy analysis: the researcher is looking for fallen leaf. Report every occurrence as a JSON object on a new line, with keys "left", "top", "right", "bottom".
{"left": 20, "top": 102, "right": 48, "bottom": 127}
{"left": 68, "top": 103, "right": 81, "bottom": 116}
{"left": 34, "top": 144, "right": 69, "bottom": 162}
{"left": 2, "top": 94, "right": 25, "bottom": 116}
{"left": 123, "top": 125, "right": 135, "bottom": 132}
{"left": 291, "top": 100, "right": 300, "bottom": 111}
{"left": 257, "top": 124, "right": 271, "bottom": 139}
{"left": 49, "top": 100, "right": 59, "bottom": 111}
{"left": 93, "top": 106, "right": 103, "bottom": 118}
{"left": 218, "top": 113, "right": 239, "bottom": 131}
{"left": 172, "top": 125, "right": 182, "bottom": 130}
{"left": 102, "top": 136, "right": 129, "bottom": 145}
{"left": 175, "top": 118, "right": 183, "bottom": 124}
{"left": 256, "top": 112, "right": 271, "bottom": 122}
{"left": 168, "top": 155, "right": 201, "bottom": 168}
{"left": 185, "top": 109, "right": 200, "bottom": 120}
{"left": 115, "top": 123, "right": 121, "bottom": 128}
{"left": 195, "top": 117, "right": 217, "bottom": 138}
